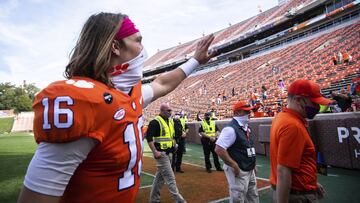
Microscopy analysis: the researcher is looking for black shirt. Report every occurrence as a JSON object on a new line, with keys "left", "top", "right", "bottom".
{"left": 174, "top": 119, "right": 188, "bottom": 139}
{"left": 174, "top": 119, "right": 182, "bottom": 139}
{"left": 333, "top": 94, "right": 352, "bottom": 112}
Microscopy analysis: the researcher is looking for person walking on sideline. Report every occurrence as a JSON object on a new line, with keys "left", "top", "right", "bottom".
{"left": 215, "top": 101, "right": 259, "bottom": 203}
{"left": 270, "top": 79, "right": 329, "bottom": 203}
{"left": 146, "top": 103, "right": 186, "bottom": 203}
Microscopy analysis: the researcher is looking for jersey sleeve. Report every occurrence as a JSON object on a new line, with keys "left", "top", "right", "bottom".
{"left": 33, "top": 80, "right": 107, "bottom": 143}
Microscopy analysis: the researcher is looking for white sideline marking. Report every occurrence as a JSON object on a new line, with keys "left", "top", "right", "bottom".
{"left": 208, "top": 197, "right": 229, "bottom": 203}
{"left": 256, "top": 177, "right": 270, "bottom": 181}
{"left": 182, "top": 161, "right": 206, "bottom": 169}
{"left": 141, "top": 171, "right": 156, "bottom": 178}
{"left": 139, "top": 170, "right": 156, "bottom": 189}
{"left": 327, "top": 174, "right": 339, "bottom": 177}
{"left": 144, "top": 154, "right": 270, "bottom": 180}
{"left": 258, "top": 185, "right": 271, "bottom": 191}
{"left": 207, "top": 185, "right": 271, "bottom": 203}
{"left": 139, "top": 185, "right": 152, "bottom": 189}
{"left": 139, "top": 185, "right": 152, "bottom": 190}
{"left": 141, "top": 154, "right": 271, "bottom": 200}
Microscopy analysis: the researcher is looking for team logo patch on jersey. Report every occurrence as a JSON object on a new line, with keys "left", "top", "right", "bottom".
{"left": 103, "top": 92, "right": 113, "bottom": 104}
{"left": 66, "top": 79, "right": 94, "bottom": 88}
{"left": 114, "top": 108, "right": 126, "bottom": 120}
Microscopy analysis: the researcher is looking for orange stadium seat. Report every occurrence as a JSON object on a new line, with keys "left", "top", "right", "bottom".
{"left": 144, "top": 11, "right": 360, "bottom": 121}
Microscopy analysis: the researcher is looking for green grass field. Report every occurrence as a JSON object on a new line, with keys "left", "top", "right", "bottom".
{"left": 1, "top": 117, "right": 360, "bottom": 202}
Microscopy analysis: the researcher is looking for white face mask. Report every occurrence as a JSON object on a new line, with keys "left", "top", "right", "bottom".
{"left": 237, "top": 114, "right": 250, "bottom": 125}
{"left": 111, "top": 48, "right": 148, "bottom": 93}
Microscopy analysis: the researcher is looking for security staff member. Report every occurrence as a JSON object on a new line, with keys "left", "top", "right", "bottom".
{"left": 199, "top": 112, "right": 223, "bottom": 173}
{"left": 180, "top": 114, "right": 188, "bottom": 152}
{"left": 146, "top": 103, "right": 186, "bottom": 203}
{"left": 172, "top": 113, "right": 189, "bottom": 173}
{"left": 215, "top": 101, "right": 259, "bottom": 203}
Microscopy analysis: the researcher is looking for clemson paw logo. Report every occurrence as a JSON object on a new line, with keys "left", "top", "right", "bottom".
{"left": 109, "top": 64, "right": 129, "bottom": 76}
{"left": 66, "top": 80, "right": 94, "bottom": 88}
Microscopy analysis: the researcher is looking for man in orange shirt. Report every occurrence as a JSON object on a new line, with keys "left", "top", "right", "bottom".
{"left": 270, "top": 79, "right": 331, "bottom": 203}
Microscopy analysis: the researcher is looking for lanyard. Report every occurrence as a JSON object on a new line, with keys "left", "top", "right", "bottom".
{"left": 246, "top": 129, "right": 250, "bottom": 141}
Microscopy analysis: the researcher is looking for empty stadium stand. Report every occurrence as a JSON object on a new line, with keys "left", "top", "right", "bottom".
{"left": 11, "top": 112, "right": 34, "bottom": 132}
{"left": 143, "top": 0, "right": 360, "bottom": 122}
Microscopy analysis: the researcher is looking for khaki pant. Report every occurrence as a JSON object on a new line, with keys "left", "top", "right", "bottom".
{"left": 223, "top": 164, "right": 259, "bottom": 203}
{"left": 149, "top": 152, "right": 186, "bottom": 203}
{"left": 270, "top": 187, "right": 319, "bottom": 203}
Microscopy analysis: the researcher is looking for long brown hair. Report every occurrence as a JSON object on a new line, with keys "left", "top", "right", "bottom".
{"left": 64, "top": 12, "right": 126, "bottom": 86}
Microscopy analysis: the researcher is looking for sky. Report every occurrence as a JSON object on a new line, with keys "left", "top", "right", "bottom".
{"left": 0, "top": 0, "right": 278, "bottom": 89}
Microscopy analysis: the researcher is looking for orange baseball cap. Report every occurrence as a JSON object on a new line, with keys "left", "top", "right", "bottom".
{"left": 288, "top": 79, "right": 333, "bottom": 105}
{"left": 233, "top": 101, "right": 254, "bottom": 112}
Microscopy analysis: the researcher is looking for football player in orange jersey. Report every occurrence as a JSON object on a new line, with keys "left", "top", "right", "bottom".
{"left": 17, "top": 12, "right": 215, "bottom": 203}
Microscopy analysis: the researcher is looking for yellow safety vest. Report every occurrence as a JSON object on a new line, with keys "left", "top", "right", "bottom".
{"left": 154, "top": 116, "right": 175, "bottom": 150}
{"left": 201, "top": 120, "right": 216, "bottom": 137}
{"left": 180, "top": 117, "right": 186, "bottom": 132}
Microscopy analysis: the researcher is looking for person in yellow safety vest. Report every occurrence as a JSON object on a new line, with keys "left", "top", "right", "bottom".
{"left": 146, "top": 103, "right": 186, "bottom": 203}
{"left": 199, "top": 112, "right": 223, "bottom": 173}
{"left": 179, "top": 113, "right": 189, "bottom": 154}
{"left": 210, "top": 108, "right": 218, "bottom": 120}
{"left": 180, "top": 116, "right": 187, "bottom": 131}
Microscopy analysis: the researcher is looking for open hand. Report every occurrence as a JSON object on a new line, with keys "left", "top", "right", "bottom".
{"left": 232, "top": 165, "right": 241, "bottom": 177}
{"left": 193, "top": 34, "right": 216, "bottom": 64}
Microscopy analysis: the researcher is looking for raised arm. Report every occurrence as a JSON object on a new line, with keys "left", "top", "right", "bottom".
{"left": 150, "top": 34, "right": 215, "bottom": 101}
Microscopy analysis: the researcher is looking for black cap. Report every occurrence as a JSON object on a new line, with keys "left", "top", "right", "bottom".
{"left": 204, "top": 112, "right": 211, "bottom": 117}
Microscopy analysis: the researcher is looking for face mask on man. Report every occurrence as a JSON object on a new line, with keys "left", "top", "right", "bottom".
{"left": 237, "top": 114, "right": 250, "bottom": 124}
{"left": 301, "top": 99, "right": 320, "bottom": 119}
{"left": 110, "top": 48, "right": 148, "bottom": 93}
{"left": 304, "top": 105, "right": 320, "bottom": 119}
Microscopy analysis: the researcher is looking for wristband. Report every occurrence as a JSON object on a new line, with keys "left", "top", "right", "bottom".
{"left": 180, "top": 58, "right": 200, "bottom": 76}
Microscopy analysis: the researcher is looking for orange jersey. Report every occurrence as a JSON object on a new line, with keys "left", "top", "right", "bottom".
{"left": 33, "top": 77, "right": 144, "bottom": 203}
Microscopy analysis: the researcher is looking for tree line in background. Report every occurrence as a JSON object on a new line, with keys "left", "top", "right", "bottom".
{"left": 0, "top": 82, "right": 40, "bottom": 113}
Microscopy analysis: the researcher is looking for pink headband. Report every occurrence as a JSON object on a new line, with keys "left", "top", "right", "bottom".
{"left": 115, "top": 17, "right": 139, "bottom": 40}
